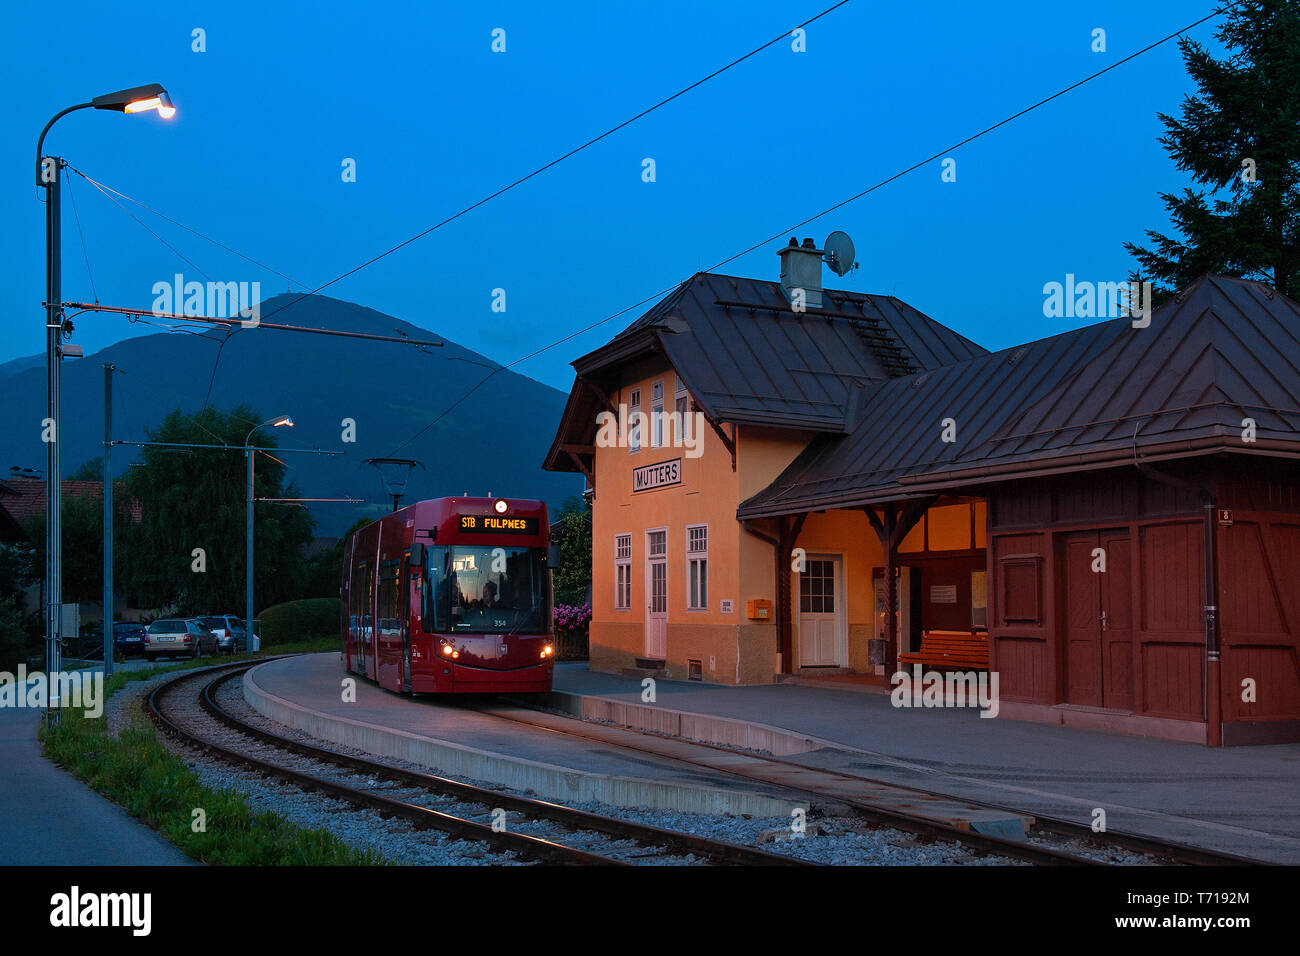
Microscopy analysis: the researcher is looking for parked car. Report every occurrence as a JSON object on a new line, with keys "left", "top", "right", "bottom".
{"left": 112, "top": 621, "right": 148, "bottom": 660}
{"left": 145, "top": 618, "right": 218, "bottom": 662}
{"left": 199, "top": 615, "right": 246, "bottom": 655}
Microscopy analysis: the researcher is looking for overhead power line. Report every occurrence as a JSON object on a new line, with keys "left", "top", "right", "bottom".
{"left": 384, "top": 2, "right": 1240, "bottom": 456}
{"left": 253, "top": 0, "right": 855, "bottom": 328}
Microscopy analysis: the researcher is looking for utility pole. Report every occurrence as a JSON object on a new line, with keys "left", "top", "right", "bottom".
{"left": 102, "top": 364, "right": 114, "bottom": 676}
{"left": 44, "top": 154, "right": 63, "bottom": 727}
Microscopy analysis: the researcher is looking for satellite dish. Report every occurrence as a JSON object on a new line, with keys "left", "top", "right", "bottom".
{"left": 823, "top": 231, "right": 856, "bottom": 277}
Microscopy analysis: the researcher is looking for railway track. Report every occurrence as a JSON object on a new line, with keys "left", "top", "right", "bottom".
{"left": 485, "top": 699, "right": 1267, "bottom": 867}
{"left": 146, "top": 661, "right": 813, "bottom": 866}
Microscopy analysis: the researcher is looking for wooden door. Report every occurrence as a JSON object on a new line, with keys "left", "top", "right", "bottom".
{"left": 1064, "top": 534, "right": 1103, "bottom": 705}
{"left": 1063, "top": 530, "right": 1133, "bottom": 709}
{"left": 798, "top": 557, "right": 842, "bottom": 666}
{"left": 645, "top": 530, "right": 667, "bottom": 659}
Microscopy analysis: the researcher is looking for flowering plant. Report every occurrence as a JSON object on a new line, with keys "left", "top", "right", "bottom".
{"left": 552, "top": 602, "right": 592, "bottom": 639}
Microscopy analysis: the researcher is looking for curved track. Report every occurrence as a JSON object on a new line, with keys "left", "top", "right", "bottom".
{"left": 146, "top": 661, "right": 813, "bottom": 866}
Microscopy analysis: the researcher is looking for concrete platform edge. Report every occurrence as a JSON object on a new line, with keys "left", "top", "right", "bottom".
{"left": 243, "top": 661, "right": 795, "bottom": 817}
{"left": 526, "top": 690, "right": 825, "bottom": 756}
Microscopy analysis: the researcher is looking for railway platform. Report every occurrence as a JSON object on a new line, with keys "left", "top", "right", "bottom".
{"left": 246, "top": 654, "right": 800, "bottom": 817}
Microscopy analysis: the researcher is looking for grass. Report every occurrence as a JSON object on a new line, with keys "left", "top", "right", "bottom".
{"left": 40, "top": 635, "right": 387, "bottom": 865}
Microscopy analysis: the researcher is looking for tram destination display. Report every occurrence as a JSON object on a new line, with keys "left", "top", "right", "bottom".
{"left": 458, "top": 514, "right": 539, "bottom": 534}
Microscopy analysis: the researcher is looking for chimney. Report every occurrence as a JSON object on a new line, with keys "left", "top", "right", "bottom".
{"left": 777, "top": 237, "right": 824, "bottom": 309}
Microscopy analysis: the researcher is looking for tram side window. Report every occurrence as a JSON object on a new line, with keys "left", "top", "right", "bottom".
{"left": 350, "top": 563, "right": 370, "bottom": 631}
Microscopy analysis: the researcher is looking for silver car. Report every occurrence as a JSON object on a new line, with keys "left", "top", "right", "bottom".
{"left": 199, "top": 615, "right": 246, "bottom": 655}
{"left": 145, "top": 618, "right": 218, "bottom": 662}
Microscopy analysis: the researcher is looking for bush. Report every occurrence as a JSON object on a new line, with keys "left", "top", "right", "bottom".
{"left": 258, "top": 597, "right": 340, "bottom": 647}
{"left": 552, "top": 602, "right": 591, "bottom": 661}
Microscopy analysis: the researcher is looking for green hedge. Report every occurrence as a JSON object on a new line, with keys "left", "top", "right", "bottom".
{"left": 258, "top": 597, "right": 340, "bottom": 647}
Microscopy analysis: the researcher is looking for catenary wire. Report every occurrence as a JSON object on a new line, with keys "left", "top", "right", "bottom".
{"left": 383, "top": 2, "right": 1240, "bottom": 456}
{"left": 251, "top": 0, "right": 855, "bottom": 328}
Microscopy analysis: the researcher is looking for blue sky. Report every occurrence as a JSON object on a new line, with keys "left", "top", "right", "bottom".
{"left": 2, "top": 0, "right": 1224, "bottom": 392}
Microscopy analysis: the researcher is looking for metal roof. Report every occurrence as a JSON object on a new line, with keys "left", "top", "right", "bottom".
{"left": 739, "top": 275, "right": 1300, "bottom": 517}
{"left": 544, "top": 272, "right": 986, "bottom": 473}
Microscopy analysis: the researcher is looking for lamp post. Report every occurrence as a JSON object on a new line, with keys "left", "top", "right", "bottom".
{"left": 246, "top": 416, "right": 293, "bottom": 650}
{"left": 37, "top": 84, "right": 174, "bottom": 727}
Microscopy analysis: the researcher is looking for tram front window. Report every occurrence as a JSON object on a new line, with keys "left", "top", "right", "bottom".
{"left": 441, "top": 546, "right": 548, "bottom": 634}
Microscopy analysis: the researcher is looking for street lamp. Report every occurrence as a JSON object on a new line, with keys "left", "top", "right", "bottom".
{"left": 37, "top": 83, "right": 174, "bottom": 726}
{"left": 246, "top": 416, "right": 293, "bottom": 651}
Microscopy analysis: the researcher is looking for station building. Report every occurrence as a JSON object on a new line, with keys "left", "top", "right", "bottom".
{"left": 544, "top": 238, "right": 1300, "bottom": 746}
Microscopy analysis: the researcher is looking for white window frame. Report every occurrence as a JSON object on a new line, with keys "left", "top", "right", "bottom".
{"left": 674, "top": 376, "right": 690, "bottom": 446}
{"left": 628, "top": 387, "right": 641, "bottom": 454}
{"left": 614, "top": 534, "right": 632, "bottom": 611}
{"left": 686, "top": 523, "right": 708, "bottom": 611}
{"left": 651, "top": 379, "right": 665, "bottom": 448}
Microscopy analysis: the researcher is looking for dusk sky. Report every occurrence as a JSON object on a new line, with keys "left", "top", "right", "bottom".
{"left": 4, "top": 0, "right": 1224, "bottom": 393}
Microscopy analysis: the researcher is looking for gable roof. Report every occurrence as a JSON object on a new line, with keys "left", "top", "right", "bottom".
{"left": 545, "top": 271, "right": 985, "bottom": 473}
{"left": 739, "top": 275, "right": 1300, "bottom": 518}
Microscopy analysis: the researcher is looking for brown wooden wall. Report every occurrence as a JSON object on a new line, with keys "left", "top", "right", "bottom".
{"left": 986, "top": 469, "right": 1206, "bottom": 719}
{"left": 1216, "top": 462, "right": 1300, "bottom": 726}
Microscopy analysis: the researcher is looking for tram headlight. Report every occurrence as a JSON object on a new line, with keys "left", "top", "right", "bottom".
{"left": 493, "top": 499, "right": 509, "bottom": 514}
{"left": 540, "top": 644, "right": 554, "bottom": 659}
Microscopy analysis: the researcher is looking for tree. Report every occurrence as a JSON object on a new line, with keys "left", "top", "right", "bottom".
{"left": 118, "top": 406, "right": 315, "bottom": 615}
{"left": 303, "top": 518, "right": 370, "bottom": 598}
{"left": 551, "top": 495, "right": 591, "bottom": 606}
{"left": 23, "top": 493, "right": 110, "bottom": 604}
{"left": 1125, "top": 0, "right": 1300, "bottom": 299}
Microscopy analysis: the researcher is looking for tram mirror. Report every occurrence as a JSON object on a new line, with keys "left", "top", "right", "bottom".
{"left": 546, "top": 544, "right": 562, "bottom": 570}
{"left": 408, "top": 543, "right": 426, "bottom": 569}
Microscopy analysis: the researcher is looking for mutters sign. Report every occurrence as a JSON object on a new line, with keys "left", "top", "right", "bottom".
{"left": 633, "top": 458, "right": 681, "bottom": 493}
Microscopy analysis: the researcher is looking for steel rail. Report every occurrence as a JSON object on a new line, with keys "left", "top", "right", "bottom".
{"left": 198, "top": 667, "right": 810, "bottom": 867}
{"left": 492, "top": 698, "right": 1268, "bottom": 867}
{"left": 148, "top": 661, "right": 810, "bottom": 866}
{"left": 146, "top": 663, "right": 614, "bottom": 866}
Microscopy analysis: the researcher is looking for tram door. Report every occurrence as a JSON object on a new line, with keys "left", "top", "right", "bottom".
{"left": 400, "top": 553, "right": 412, "bottom": 693}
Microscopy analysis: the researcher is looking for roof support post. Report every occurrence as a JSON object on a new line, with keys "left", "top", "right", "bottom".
{"left": 776, "top": 513, "right": 807, "bottom": 674}
{"left": 864, "top": 498, "right": 935, "bottom": 674}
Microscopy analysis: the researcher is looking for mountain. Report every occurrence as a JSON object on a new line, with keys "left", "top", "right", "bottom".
{"left": 0, "top": 294, "right": 583, "bottom": 536}
{"left": 0, "top": 353, "right": 43, "bottom": 381}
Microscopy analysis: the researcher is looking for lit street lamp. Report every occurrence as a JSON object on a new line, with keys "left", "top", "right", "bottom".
{"left": 247, "top": 416, "right": 294, "bottom": 650}
{"left": 36, "top": 84, "right": 175, "bottom": 726}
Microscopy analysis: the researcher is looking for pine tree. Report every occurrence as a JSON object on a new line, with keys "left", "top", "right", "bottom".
{"left": 1125, "top": 0, "right": 1300, "bottom": 297}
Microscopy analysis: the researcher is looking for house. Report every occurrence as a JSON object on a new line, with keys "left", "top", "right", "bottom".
{"left": 544, "top": 238, "right": 1300, "bottom": 745}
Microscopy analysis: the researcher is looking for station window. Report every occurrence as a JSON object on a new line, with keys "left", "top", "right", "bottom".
{"left": 651, "top": 380, "right": 665, "bottom": 448}
{"left": 629, "top": 388, "right": 641, "bottom": 454}
{"left": 615, "top": 534, "right": 632, "bottom": 610}
{"left": 674, "top": 375, "right": 690, "bottom": 444}
{"left": 686, "top": 524, "right": 708, "bottom": 611}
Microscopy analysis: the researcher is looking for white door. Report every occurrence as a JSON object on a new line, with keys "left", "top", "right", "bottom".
{"left": 645, "top": 529, "right": 667, "bottom": 659}
{"left": 798, "top": 556, "right": 842, "bottom": 667}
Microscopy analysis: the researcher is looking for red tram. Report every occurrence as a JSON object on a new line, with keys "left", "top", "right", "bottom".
{"left": 341, "top": 497, "right": 556, "bottom": 694}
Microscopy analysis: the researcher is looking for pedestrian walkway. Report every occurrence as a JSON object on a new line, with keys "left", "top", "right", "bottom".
{"left": 0, "top": 706, "right": 194, "bottom": 866}
{"left": 551, "top": 662, "right": 1300, "bottom": 863}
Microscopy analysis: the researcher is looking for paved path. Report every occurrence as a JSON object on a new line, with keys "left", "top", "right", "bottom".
{"left": 552, "top": 663, "right": 1300, "bottom": 863}
{"left": 0, "top": 705, "right": 194, "bottom": 866}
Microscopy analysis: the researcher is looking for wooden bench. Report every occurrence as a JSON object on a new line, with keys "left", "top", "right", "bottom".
{"left": 897, "top": 630, "right": 989, "bottom": 671}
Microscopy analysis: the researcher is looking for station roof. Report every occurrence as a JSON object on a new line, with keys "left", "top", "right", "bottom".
{"left": 544, "top": 271, "right": 984, "bottom": 473}
{"left": 739, "top": 275, "right": 1300, "bottom": 518}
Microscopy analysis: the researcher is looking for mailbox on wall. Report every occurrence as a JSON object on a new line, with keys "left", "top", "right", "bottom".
{"left": 746, "top": 599, "right": 773, "bottom": 621}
